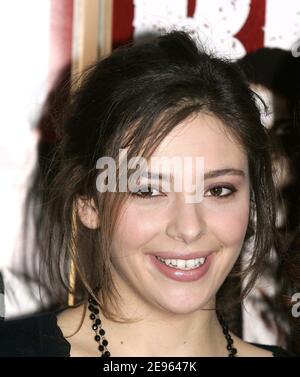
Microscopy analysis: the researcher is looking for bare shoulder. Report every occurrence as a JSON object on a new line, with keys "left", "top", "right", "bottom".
{"left": 56, "top": 304, "right": 99, "bottom": 356}
{"left": 57, "top": 304, "right": 86, "bottom": 337}
{"left": 231, "top": 334, "right": 274, "bottom": 357}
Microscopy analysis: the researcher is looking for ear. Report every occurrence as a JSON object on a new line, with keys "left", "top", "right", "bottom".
{"left": 76, "top": 197, "right": 100, "bottom": 229}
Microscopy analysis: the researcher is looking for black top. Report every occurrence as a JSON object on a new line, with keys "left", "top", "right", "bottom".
{"left": 0, "top": 312, "right": 292, "bottom": 357}
{"left": 0, "top": 271, "right": 4, "bottom": 321}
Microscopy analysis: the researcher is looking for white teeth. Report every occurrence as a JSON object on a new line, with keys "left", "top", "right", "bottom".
{"left": 186, "top": 259, "right": 195, "bottom": 268}
{"left": 177, "top": 260, "right": 186, "bottom": 269}
{"left": 156, "top": 256, "right": 206, "bottom": 270}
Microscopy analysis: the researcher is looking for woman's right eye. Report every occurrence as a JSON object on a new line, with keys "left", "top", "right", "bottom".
{"left": 131, "top": 186, "right": 163, "bottom": 200}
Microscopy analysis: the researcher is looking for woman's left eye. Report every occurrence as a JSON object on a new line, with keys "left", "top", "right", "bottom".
{"left": 205, "top": 185, "right": 237, "bottom": 199}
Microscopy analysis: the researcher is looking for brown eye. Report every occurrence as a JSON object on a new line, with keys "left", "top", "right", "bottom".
{"left": 206, "top": 185, "right": 237, "bottom": 199}
{"left": 210, "top": 187, "right": 223, "bottom": 197}
{"left": 131, "top": 186, "right": 162, "bottom": 200}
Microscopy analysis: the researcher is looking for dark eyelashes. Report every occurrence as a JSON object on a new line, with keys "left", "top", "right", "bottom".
{"left": 130, "top": 186, "right": 162, "bottom": 200}
{"left": 130, "top": 184, "right": 238, "bottom": 200}
{"left": 206, "top": 184, "right": 237, "bottom": 199}
{"left": 131, "top": 193, "right": 155, "bottom": 200}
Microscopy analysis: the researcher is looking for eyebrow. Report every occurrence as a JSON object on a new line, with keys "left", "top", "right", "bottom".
{"left": 140, "top": 169, "right": 246, "bottom": 181}
{"left": 204, "top": 169, "right": 245, "bottom": 180}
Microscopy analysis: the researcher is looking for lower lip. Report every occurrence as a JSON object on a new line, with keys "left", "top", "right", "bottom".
{"left": 148, "top": 254, "right": 213, "bottom": 282}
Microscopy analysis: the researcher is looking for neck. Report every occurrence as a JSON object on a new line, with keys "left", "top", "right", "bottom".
{"left": 85, "top": 287, "right": 228, "bottom": 357}
{"left": 102, "top": 309, "right": 226, "bottom": 357}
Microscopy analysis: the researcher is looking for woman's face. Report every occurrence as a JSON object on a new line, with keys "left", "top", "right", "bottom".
{"left": 109, "top": 113, "right": 250, "bottom": 315}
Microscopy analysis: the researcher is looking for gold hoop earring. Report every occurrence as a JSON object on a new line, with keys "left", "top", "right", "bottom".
{"left": 68, "top": 204, "right": 77, "bottom": 306}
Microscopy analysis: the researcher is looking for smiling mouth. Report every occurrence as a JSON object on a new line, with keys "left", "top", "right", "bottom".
{"left": 155, "top": 256, "right": 206, "bottom": 270}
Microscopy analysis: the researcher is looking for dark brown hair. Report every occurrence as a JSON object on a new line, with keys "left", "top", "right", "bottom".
{"left": 38, "top": 31, "right": 279, "bottom": 324}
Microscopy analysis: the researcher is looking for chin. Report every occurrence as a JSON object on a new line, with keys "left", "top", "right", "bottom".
{"left": 157, "top": 295, "right": 212, "bottom": 316}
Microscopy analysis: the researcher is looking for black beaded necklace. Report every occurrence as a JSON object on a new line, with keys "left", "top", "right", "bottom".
{"left": 88, "top": 296, "right": 238, "bottom": 357}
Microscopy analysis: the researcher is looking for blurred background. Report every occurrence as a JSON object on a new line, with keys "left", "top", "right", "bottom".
{"left": 0, "top": 0, "right": 300, "bottom": 351}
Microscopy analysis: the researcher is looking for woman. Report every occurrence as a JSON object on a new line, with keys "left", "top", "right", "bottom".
{"left": 0, "top": 31, "right": 290, "bottom": 357}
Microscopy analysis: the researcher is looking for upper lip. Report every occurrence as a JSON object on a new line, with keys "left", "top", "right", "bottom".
{"left": 149, "top": 251, "right": 214, "bottom": 260}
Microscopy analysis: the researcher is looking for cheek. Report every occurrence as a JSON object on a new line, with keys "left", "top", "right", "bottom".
{"left": 205, "top": 197, "right": 250, "bottom": 249}
{"left": 110, "top": 205, "right": 162, "bottom": 257}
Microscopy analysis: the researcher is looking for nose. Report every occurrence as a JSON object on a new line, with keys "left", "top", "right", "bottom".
{"left": 166, "top": 199, "right": 206, "bottom": 244}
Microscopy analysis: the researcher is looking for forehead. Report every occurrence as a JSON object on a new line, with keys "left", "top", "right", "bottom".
{"left": 151, "top": 113, "right": 248, "bottom": 171}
